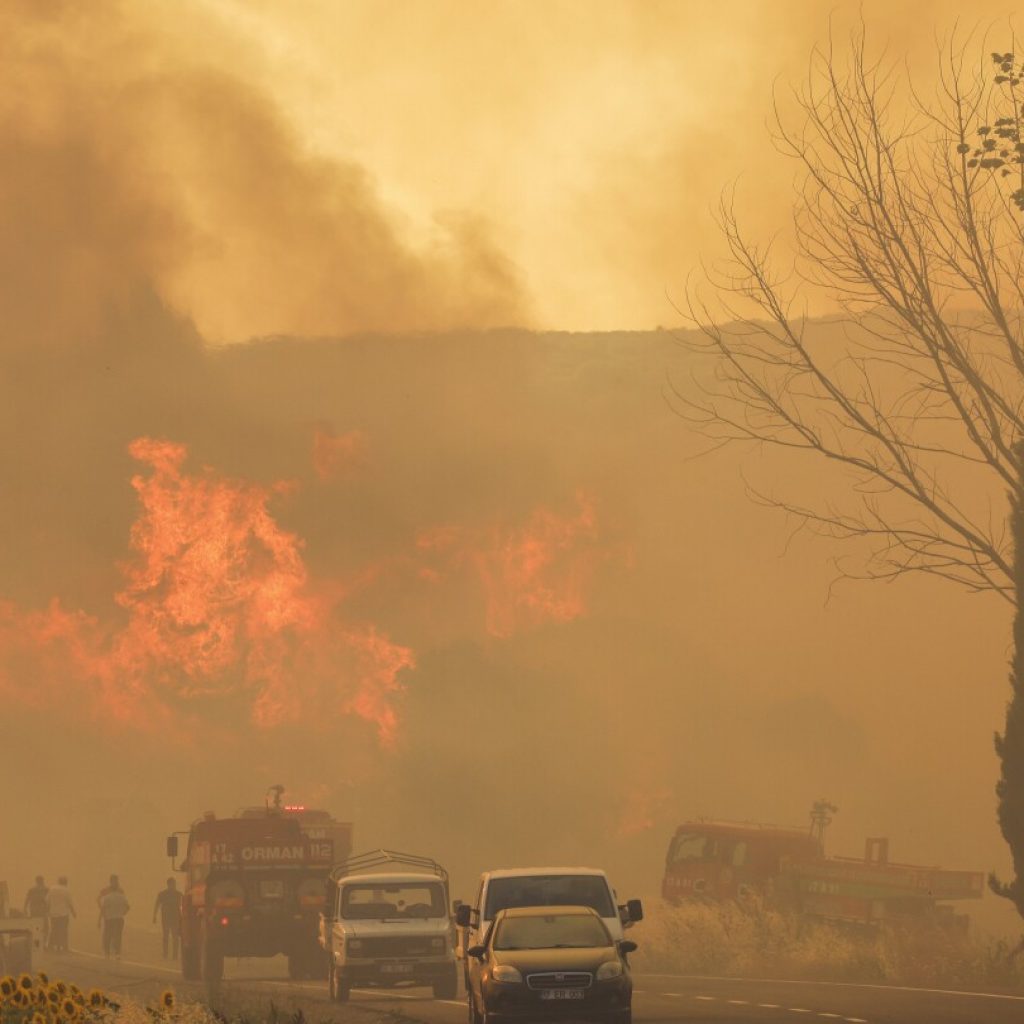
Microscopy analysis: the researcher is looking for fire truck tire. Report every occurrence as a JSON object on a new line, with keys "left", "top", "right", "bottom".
{"left": 201, "top": 926, "right": 224, "bottom": 983}
{"left": 181, "top": 941, "right": 201, "bottom": 981}
{"left": 432, "top": 968, "right": 458, "bottom": 1000}
{"left": 328, "top": 964, "right": 350, "bottom": 1002}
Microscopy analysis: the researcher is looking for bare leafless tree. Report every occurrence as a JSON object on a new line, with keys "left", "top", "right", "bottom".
{"left": 675, "top": 29, "right": 1024, "bottom": 917}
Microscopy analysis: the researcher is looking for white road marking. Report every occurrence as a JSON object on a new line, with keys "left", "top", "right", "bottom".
{"left": 843, "top": 1019, "right": 868, "bottom": 1023}
{"left": 694, "top": 995, "right": 716, "bottom": 1001}
{"left": 818, "top": 1015, "right": 841, "bottom": 1019}
{"left": 728, "top": 999, "right": 750, "bottom": 1005}
{"left": 758, "top": 1004, "right": 780, "bottom": 1009}
{"left": 788, "top": 1010, "right": 812, "bottom": 1015}
{"left": 68, "top": 950, "right": 178, "bottom": 976}
{"left": 640, "top": 972, "right": 1024, "bottom": 1002}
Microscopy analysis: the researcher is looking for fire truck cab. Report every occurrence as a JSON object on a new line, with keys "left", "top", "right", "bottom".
{"left": 663, "top": 821, "right": 820, "bottom": 903}
{"left": 167, "top": 792, "right": 352, "bottom": 982}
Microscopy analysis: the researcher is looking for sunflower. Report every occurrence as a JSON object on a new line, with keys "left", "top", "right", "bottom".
{"left": 55, "top": 982, "right": 68, "bottom": 995}
{"left": 12, "top": 988, "right": 30, "bottom": 1008}
{"left": 61, "top": 997, "right": 79, "bottom": 1018}
{"left": 19, "top": 973, "right": 34, "bottom": 991}
{"left": 88, "top": 989, "right": 106, "bottom": 1008}
{"left": 37, "top": 973, "right": 48, "bottom": 986}
{"left": 30, "top": 1012, "right": 46, "bottom": 1024}
{"left": 159, "top": 990, "right": 176, "bottom": 1011}
{"left": 0, "top": 976, "right": 14, "bottom": 998}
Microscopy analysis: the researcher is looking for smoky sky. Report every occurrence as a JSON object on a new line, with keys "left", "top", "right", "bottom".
{"left": 0, "top": 0, "right": 1018, "bottom": 939}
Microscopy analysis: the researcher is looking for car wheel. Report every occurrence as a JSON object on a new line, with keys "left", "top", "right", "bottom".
{"left": 329, "top": 964, "right": 350, "bottom": 1003}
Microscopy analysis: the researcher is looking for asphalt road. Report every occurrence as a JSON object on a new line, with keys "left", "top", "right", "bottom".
{"left": 30, "top": 940, "right": 1024, "bottom": 1024}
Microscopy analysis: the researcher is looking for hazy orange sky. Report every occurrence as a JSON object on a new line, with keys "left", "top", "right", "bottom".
{"left": 152, "top": 0, "right": 1021, "bottom": 336}
{"left": 4, "top": 0, "right": 1018, "bottom": 342}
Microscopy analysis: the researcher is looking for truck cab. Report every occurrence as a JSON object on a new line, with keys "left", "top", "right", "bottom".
{"left": 320, "top": 850, "right": 457, "bottom": 1003}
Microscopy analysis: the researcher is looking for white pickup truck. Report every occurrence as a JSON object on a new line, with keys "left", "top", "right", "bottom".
{"left": 319, "top": 850, "right": 458, "bottom": 1002}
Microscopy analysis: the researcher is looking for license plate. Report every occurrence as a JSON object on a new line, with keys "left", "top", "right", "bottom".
{"left": 540, "top": 990, "right": 584, "bottom": 1000}
{"left": 379, "top": 964, "right": 413, "bottom": 974}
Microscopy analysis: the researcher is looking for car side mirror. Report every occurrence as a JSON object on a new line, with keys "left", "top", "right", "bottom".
{"left": 166, "top": 836, "right": 179, "bottom": 859}
{"left": 619, "top": 940, "right": 638, "bottom": 955}
{"left": 626, "top": 899, "right": 644, "bottom": 923}
{"left": 455, "top": 904, "right": 474, "bottom": 928}
{"left": 467, "top": 945, "right": 487, "bottom": 960}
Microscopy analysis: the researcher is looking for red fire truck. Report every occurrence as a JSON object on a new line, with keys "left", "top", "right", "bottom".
{"left": 661, "top": 805, "right": 984, "bottom": 930}
{"left": 167, "top": 788, "right": 353, "bottom": 982}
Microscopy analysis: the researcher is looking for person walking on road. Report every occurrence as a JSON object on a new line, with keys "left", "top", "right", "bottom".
{"left": 24, "top": 876, "right": 50, "bottom": 950}
{"left": 152, "top": 878, "right": 182, "bottom": 960}
{"left": 47, "top": 877, "right": 76, "bottom": 952}
{"left": 98, "top": 880, "right": 130, "bottom": 959}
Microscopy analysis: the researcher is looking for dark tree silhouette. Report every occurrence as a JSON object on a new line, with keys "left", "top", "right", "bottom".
{"left": 677, "top": 32, "right": 1024, "bottom": 918}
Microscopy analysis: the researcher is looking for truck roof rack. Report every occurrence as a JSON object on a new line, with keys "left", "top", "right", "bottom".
{"left": 329, "top": 849, "right": 449, "bottom": 884}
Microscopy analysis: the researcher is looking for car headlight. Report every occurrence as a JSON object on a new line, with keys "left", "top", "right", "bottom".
{"left": 596, "top": 960, "right": 624, "bottom": 981}
{"left": 431, "top": 937, "right": 446, "bottom": 951}
{"left": 491, "top": 965, "right": 523, "bottom": 984}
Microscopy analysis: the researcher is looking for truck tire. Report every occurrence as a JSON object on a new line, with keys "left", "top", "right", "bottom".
{"left": 328, "top": 964, "right": 350, "bottom": 1003}
{"left": 433, "top": 967, "right": 458, "bottom": 1000}
{"left": 181, "top": 940, "right": 201, "bottom": 981}
{"left": 201, "top": 924, "right": 224, "bottom": 983}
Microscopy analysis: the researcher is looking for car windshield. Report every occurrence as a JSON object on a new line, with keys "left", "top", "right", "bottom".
{"left": 493, "top": 913, "right": 611, "bottom": 951}
{"left": 484, "top": 875, "right": 615, "bottom": 919}
{"left": 341, "top": 883, "right": 445, "bottom": 919}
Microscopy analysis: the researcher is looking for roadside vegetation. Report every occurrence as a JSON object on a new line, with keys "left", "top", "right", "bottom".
{"left": 635, "top": 901, "right": 1024, "bottom": 990}
{"left": 0, "top": 974, "right": 208, "bottom": 1024}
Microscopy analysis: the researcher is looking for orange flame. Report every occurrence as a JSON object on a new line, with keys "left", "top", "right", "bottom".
{"left": 0, "top": 438, "right": 412, "bottom": 740}
{"left": 417, "top": 493, "right": 600, "bottom": 637}
{"left": 312, "top": 426, "right": 366, "bottom": 482}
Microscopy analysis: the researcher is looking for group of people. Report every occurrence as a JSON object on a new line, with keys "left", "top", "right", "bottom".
{"left": 23, "top": 875, "right": 183, "bottom": 960}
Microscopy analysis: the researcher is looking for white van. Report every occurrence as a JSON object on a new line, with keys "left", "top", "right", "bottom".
{"left": 454, "top": 867, "right": 642, "bottom": 978}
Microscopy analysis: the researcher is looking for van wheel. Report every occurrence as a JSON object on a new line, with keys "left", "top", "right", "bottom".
{"left": 329, "top": 965, "right": 350, "bottom": 1003}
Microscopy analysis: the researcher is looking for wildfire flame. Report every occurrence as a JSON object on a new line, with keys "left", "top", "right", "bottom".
{"left": 0, "top": 438, "right": 412, "bottom": 741}
{"left": 417, "top": 492, "right": 600, "bottom": 637}
{"left": 312, "top": 426, "right": 366, "bottom": 482}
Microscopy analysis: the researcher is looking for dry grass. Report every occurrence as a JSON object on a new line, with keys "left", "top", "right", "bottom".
{"left": 633, "top": 900, "right": 1024, "bottom": 990}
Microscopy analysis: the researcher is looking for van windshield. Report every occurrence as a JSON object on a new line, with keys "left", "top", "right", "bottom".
{"left": 341, "top": 883, "right": 445, "bottom": 920}
{"left": 484, "top": 875, "right": 615, "bottom": 920}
